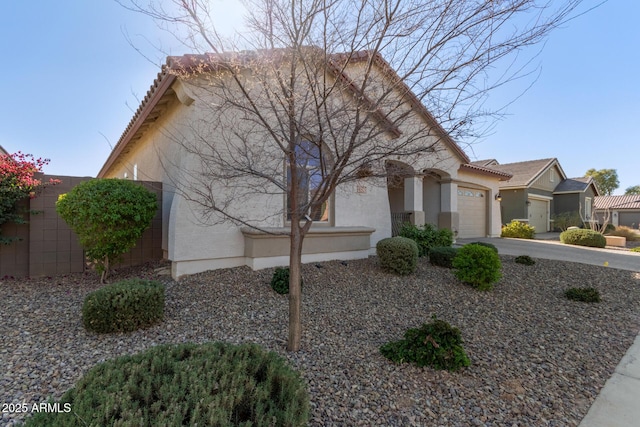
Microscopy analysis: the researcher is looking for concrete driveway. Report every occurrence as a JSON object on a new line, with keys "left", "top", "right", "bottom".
{"left": 456, "top": 234, "right": 640, "bottom": 272}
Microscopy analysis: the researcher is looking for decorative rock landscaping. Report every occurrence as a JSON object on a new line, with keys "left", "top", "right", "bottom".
{"left": 1, "top": 257, "right": 639, "bottom": 426}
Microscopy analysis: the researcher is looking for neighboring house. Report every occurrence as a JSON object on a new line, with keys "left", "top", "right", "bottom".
{"left": 552, "top": 176, "right": 599, "bottom": 223}
{"left": 594, "top": 196, "right": 640, "bottom": 229}
{"left": 98, "top": 51, "right": 509, "bottom": 279}
{"left": 0, "top": 145, "right": 8, "bottom": 156}
{"left": 473, "top": 158, "right": 599, "bottom": 232}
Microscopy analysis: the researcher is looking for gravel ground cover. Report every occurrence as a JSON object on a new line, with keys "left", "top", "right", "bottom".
{"left": 2, "top": 256, "right": 640, "bottom": 426}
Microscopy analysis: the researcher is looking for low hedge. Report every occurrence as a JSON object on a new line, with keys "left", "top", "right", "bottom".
{"left": 565, "top": 287, "right": 601, "bottom": 303}
{"left": 270, "top": 267, "right": 303, "bottom": 294}
{"left": 501, "top": 220, "right": 535, "bottom": 239}
{"left": 82, "top": 279, "right": 165, "bottom": 333}
{"left": 514, "top": 255, "right": 536, "bottom": 266}
{"left": 380, "top": 317, "right": 470, "bottom": 372}
{"left": 560, "top": 228, "right": 606, "bottom": 248}
{"left": 428, "top": 246, "right": 459, "bottom": 268}
{"left": 24, "top": 342, "right": 309, "bottom": 426}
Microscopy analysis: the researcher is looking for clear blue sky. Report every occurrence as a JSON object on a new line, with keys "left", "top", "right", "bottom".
{"left": 1, "top": 1, "right": 637, "bottom": 194}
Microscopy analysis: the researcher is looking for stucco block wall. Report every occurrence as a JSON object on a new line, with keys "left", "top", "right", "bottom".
{"left": 0, "top": 176, "right": 162, "bottom": 278}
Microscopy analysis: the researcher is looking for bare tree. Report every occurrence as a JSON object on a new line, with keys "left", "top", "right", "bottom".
{"left": 118, "top": 0, "right": 592, "bottom": 351}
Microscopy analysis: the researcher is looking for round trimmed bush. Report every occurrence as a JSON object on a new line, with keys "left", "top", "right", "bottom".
{"left": 560, "top": 228, "right": 606, "bottom": 248}
{"left": 380, "top": 317, "right": 470, "bottom": 372}
{"left": 468, "top": 241, "right": 498, "bottom": 253}
{"left": 428, "top": 246, "right": 459, "bottom": 268}
{"left": 82, "top": 279, "right": 165, "bottom": 333}
{"left": 270, "top": 266, "right": 303, "bottom": 294}
{"left": 376, "top": 236, "right": 419, "bottom": 275}
{"left": 23, "top": 342, "right": 309, "bottom": 427}
{"left": 452, "top": 244, "right": 502, "bottom": 291}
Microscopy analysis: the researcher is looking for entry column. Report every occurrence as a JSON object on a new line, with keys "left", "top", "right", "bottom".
{"left": 404, "top": 176, "right": 425, "bottom": 225}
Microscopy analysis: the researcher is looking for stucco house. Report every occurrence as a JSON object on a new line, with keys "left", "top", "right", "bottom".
{"left": 473, "top": 158, "right": 599, "bottom": 232}
{"left": 98, "top": 50, "right": 509, "bottom": 279}
{"left": 594, "top": 196, "right": 640, "bottom": 229}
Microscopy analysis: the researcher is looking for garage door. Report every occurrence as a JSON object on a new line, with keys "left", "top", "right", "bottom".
{"left": 458, "top": 188, "right": 486, "bottom": 238}
{"left": 528, "top": 198, "right": 548, "bottom": 232}
{"left": 619, "top": 212, "right": 640, "bottom": 228}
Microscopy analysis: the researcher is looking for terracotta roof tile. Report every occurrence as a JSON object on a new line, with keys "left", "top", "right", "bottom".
{"left": 594, "top": 195, "right": 640, "bottom": 210}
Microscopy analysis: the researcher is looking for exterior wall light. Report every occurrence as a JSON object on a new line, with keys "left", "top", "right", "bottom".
{"left": 495, "top": 194, "right": 502, "bottom": 202}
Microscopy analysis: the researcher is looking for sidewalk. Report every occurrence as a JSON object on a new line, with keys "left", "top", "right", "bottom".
{"left": 579, "top": 335, "right": 640, "bottom": 427}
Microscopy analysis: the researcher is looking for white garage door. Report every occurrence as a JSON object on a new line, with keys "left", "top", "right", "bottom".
{"left": 458, "top": 188, "right": 487, "bottom": 238}
{"left": 528, "top": 198, "right": 548, "bottom": 232}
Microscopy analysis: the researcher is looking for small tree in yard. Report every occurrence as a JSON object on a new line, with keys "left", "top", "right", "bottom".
{"left": 119, "top": 0, "right": 592, "bottom": 351}
{"left": 56, "top": 179, "right": 157, "bottom": 283}
{"left": 0, "top": 152, "right": 60, "bottom": 244}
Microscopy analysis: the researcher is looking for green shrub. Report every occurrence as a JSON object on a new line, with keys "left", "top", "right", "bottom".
{"left": 380, "top": 316, "right": 470, "bottom": 372}
{"left": 270, "top": 267, "right": 303, "bottom": 294}
{"left": 501, "top": 219, "right": 535, "bottom": 239}
{"left": 565, "top": 287, "right": 601, "bottom": 303}
{"left": 631, "top": 247, "right": 640, "bottom": 253}
{"left": 452, "top": 244, "right": 502, "bottom": 291}
{"left": 551, "top": 211, "right": 583, "bottom": 231}
{"left": 82, "top": 279, "right": 165, "bottom": 333}
{"left": 428, "top": 246, "right": 459, "bottom": 268}
{"left": 399, "top": 222, "right": 453, "bottom": 257}
{"left": 376, "top": 236, "right": 419, "bottom": 275}
{"left": 56, "top": 178, "right": 157, "bottom": 283}
{"left": 24, "top": 342, "right": 309, "bottom": 427}
{"left": 514, "top": 255, "right": 536, "bottom": 266}
{"left": 607, "top": 225, "right": 640, "bottom": 241}
{"left": 560, "top": 228, "right": 606, "bottom": 248}
{"left": 468, "top": 241, "right": 498, "bottom": 253}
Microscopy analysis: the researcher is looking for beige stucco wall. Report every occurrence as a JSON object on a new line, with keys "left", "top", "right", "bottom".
{"left": 100, "top": 58, "right": 481, "bottom": 278}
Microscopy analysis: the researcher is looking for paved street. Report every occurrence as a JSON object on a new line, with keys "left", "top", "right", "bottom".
{"left": 456, "top": 234, "right": 640, "bottom": 272}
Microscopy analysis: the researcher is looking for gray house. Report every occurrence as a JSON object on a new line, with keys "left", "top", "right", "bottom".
{"left": 594, "top": 196, "right": 640, "bottom": 229}
{"left": 553, "top": 176, "right": 599, "bottom": 223}
{"left": 473, "top": 158, "right": 599, "bottom": 233}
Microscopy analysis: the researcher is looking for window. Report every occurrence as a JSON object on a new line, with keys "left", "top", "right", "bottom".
{"left": 133, "top": 164, "right": 138, "bottom": 181}
{"left": 286, "top": 139, "right": 330, "bottom": 222}
{"left": 550, "top": 169, "right": 555, "bottom": 183}
{"left": 585, "top": 197, "right": 592, "bottom": 220}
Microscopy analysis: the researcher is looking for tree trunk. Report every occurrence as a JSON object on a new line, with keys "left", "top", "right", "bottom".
{"left": 287, "top": 222, "right": 304, "bottom": 352}
{"left": 100, "top": 255, "right": 109, "bottom": 284}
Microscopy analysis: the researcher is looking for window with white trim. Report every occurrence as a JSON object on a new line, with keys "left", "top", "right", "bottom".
{"left": 286, "top": 139, "right": 330, "bottom": 222}
{"left": 585, "top": 197, "right": 592, "bottom": 220}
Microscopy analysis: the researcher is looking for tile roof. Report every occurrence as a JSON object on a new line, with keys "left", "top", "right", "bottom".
{"left": 459, "top": 163, "right": 512, "bottom": 180}
{"left": 553, "top": 177, "right": 594, "bottom": 193}
{"left": 594, "top": 195, "right": 640, "bottom": 210}
{"left": 470, "top": 159, "right": 499, "bottom": 168}
{"left": 98, "top": 49, "right": 470, "bottom": 177}
{"left": 487, "top": 158, "right": 563, "bottom": 188}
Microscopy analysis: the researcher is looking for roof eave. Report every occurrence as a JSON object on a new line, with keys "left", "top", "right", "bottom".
{"left": 98, "top": 72, "right": 177, "bottom": 178}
